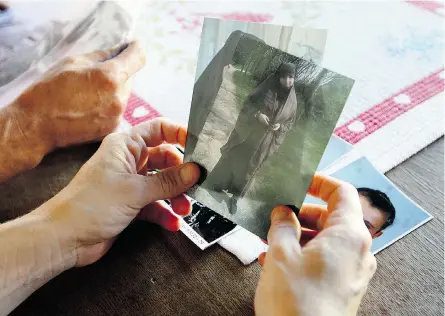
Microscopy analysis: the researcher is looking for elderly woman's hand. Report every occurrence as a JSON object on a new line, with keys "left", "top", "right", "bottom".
{"left": 255, "top": 174, "right": 377, "bottom": 316}
{"left": 0, "top": 41, "right": 145, "bottom": 182}
{"left": 39, "top": 118, "right": 200, "bottom": 267}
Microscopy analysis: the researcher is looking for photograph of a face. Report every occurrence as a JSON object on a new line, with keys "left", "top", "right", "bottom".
{"left": 185, "top": 18, "right": 354, "bottom": 238}
{"left": 304, "top": 157, "right": 433, "bottom": 254}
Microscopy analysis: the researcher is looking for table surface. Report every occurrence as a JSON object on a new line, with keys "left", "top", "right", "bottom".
{"left": 0, "top": 138, "right": 443, "bottom": 316}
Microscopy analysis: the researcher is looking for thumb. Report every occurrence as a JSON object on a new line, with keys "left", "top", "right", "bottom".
{"left": 267, "top": 205, "right": 302, "bottom": 248}
{"left": 142, "top": 163, "right": 200, "bottom": 204}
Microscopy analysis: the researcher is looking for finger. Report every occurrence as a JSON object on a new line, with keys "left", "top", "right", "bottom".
{"left": 146, "top": 144, "right": 183, "bottom": 170}
{"left": 306, "top": 174, "right": 373, "bottom": 257}
{"left": 267, "top": 206, "right": 302, "bottom": 256}
{"left": 124, "top": 132, "right": 149, "bottom": 173}
{"left": 81, "top": 42, "right": 129, "bottom": 63}
{"left": 258, "top": 252, "right": 266, "bottom": 267}
{"left": 298, "top": 203, "right": 328, "bottom": 231}
{"left": 137, "top": 201, "right": 181, "bottom": 231}
{"left": 170, "top": 194, "right": 192, "bottom": 216}
{"left": 307, "top": 173, "right": 363, "bottom": 229}
{"left": 141, "top": 162, "right": 200, "bottom": 203}
{"left": 138, "top": 163, "right": 148, "bottom": 176}
{"left": 100, "top": 40, "right": 146, "bottom": 82}
{"left": 300, "top": 228, "right": 319, "bottom": 247}
{"left": 132, "top": 118, "right": 188, "bottom": 148}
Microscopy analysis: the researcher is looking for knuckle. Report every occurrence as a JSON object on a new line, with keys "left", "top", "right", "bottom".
{"left": 348, "top": 225, "right": 373, "bottom": 254}
{"left": 161, "top": 143, "right": 179, "bottom": 155}
{"left": 367, "top": 254, "right": 377, "bottom": 274}
{"left": 109, "top": 97, "right": 125, "bottom": 116}
{"left": 129, "top": 131, "right": 145, "bottom": 146}
{"left": 102, "top": 132, "right": 122, "bottom": 145}
{"left": 23, "top": 154, "right": 43, "bottom": 171}
{"left": 361, "top": 234, "right": 373, "bottom": 254}
{"left": 126, "top": 136, "right": 139, "bottom": 152}
{"left": 93, "top": 68, "right": 119, "bottom": 91}
{"left": 127, "top": 133, "right": 145, "bottom": 152}
{"left": 341, "top": 182, "right": 359, "bottom": 196}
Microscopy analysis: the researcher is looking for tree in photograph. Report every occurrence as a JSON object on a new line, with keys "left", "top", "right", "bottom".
{"left": 234, "top": 33, "right": 265, "bottom": 67}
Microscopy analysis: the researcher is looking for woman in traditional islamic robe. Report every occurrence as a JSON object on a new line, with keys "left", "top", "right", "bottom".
{"left": 205, "top": 62, "right": 298, "bottom": 213}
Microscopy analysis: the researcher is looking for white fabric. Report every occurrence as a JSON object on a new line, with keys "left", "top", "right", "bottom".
{"left": 354, "top": 93, "right": 445, "bottom": 173}
{"left": 218, "top": 227, "right": 268, "bottom": 265}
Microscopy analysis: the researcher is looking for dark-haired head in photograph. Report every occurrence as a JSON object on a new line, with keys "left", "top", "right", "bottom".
{"left": 357, "top": 187, "right": 396, "bottom": 239}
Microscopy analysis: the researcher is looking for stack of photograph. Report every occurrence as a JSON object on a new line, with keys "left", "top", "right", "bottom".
{"left": 179, "top": 18, "right": 432, "bottom": 257}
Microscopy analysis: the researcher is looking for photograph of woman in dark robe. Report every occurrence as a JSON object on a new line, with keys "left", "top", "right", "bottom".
{"left": 205, "top": 62, "right": 298, "bottom": 214}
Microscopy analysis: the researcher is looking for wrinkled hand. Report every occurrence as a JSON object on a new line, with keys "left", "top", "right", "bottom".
{"left": 256, "top": 112, "right": 270, "bottom": 127}
{"left": 255, "top": 174, "right": 376, "bottom": 316}
{"left": 0, "top": 41, "right": 145, "bottom": 181}
{"left": 41, "top": 118, "right": 200, "bottom": 267}
{"left": 21, "top": 40, "right": 145, "bottom": 148}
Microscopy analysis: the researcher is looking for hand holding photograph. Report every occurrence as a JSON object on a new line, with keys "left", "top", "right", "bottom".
{"left": 305, "top": 157, "right": 433, "bottom": 254}
{"left": 185, "top": 18, "right": 354, "bottom": 238}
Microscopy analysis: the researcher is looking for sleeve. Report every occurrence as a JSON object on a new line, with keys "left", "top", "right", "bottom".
{"left": 279, "top": 108, "right": 296, "bottom": 133}
{"left": 273, "top": 94, "right": 297, "bottom": 145}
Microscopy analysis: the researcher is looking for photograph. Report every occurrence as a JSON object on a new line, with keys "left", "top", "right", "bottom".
{"left": 304, "top": 157, "right": 433, "bottom": 254}
{"left": 180, "top": 198, "right": 239, "bottom": 250}
{"left": 184, "top": 18, "right": 354, "bottom": 239}
{"left": 317, "top": 134, "right": 353, "bottom": 171}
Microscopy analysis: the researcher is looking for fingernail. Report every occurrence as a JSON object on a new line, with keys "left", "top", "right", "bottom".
{"left": 195, "top": 163, "right": 207, "bottom": 185}
{"left": 285, "top": 204, "right": 300, "bottom": 216}
{"left": 271, "top": 206, "right": 292, "bottom": 221}
{"left": 179, "top": 164, "right": 197, "bottom": 185}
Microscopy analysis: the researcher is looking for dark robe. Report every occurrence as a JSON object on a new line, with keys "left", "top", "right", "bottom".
{"left": 206, "top": 74, "right": 297, "bottom": 199}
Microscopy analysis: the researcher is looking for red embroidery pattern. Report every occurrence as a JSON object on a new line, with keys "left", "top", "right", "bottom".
{"left": 335, "top": 68, "right": 444, "bottom": 144}
{"left": 405, "top": 0, "right": 444, "bottom": 16}
{"left": 194, "top": 12, "right": 273, "bottom": 23}
{"left": 124, "top": 94, "right": 161, "bottom": 126}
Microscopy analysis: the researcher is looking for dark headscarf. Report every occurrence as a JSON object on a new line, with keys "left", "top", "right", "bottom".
{"left": 277, "top": 62, "right": 296, "bottom": 78}
{"left": 274, "top": 62, "right": 296, "bottom": 100}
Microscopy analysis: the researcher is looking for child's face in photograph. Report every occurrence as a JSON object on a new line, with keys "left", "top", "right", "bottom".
{"left": 360, "top": 196, "right": 387, "bottom": 238}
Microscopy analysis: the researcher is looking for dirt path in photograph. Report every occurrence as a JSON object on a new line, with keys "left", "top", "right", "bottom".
{"left": 189, "top": 64, "right": 253, "bottom": 219}
{"left": 192, "top": 64, "right": 241, "bottom": 169}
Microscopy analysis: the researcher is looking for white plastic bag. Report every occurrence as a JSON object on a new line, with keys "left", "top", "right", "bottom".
{"left": 0, "top": 0, "right": 140, "bottom": 107}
